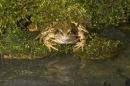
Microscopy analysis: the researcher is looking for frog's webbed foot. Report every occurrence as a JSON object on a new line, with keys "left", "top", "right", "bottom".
{"left": 44, "top": 33, "right": 58, "bottom": 52}
{"left": 73, "top": 40, "right": 86, "bottom": 51}
{"left": 44, "top": 41, "right": 58, "bottom": 52}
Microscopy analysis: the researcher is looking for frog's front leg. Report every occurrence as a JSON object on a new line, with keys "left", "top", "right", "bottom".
{"left": 44, "top": 33, "right": 58, "bottom": 52}
{"left": 74, "top": 31, "right": 87, "bottom": 51}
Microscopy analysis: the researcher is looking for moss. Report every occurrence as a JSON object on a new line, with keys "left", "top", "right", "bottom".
{"left": 72, "top": 33, "right": 123, "bottom": 59}
{"left": 0, "top": 29, "right": 49, "bottom": 59}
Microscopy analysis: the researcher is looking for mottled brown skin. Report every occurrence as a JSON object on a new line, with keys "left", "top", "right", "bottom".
{"left": 35, "top": 20, "right": 91, "bottom": 52}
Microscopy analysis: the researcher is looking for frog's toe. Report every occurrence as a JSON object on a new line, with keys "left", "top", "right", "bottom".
{"left": 39, "top": 35, "right": 44, "bottom": 42}
{"left": 35, "top": 34, "right": 42, "bottom": 40}
{"left": 51, "top": 46, "right": 58, "bottom": 51}
{"left": 73, "top": 46, "right": 80, "bottom": 51}
{"left": 46, "top": 43, "right": 58, "bottom": 52}
{"left": 73, "top": 42, "right": 85, "bottom": 51}
{"left": 48, "top": 46, "right": 58, "bottom": 52}
{"left": 73, "top": 46, "right": 84, "bottom": 51}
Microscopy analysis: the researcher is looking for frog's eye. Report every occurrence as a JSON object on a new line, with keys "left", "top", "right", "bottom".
{"left": 55, "top": 29, "right": 62, "bottom": 34}
{"left": 68, "top": 29, "right": 76, "bottom": 34}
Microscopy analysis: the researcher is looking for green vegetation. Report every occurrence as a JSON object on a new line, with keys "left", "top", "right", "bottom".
{"left": 0, "top": 29, "right": 49, "bottom": 59}
{"left": 73, "top": 33, "right": 123, "bottom": 59}
{"left": 0, "top": 29, "right": 123, "bottom": 59}
{"left": 0, "top": 0, "right": 129, "bottom": 59}
{"left": 0, "top": 0, "right": 130, "bottom": 33}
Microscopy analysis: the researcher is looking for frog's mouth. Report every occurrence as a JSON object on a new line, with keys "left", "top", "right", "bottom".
{"left": 54, "top": 36, "right": 78, "bottom": 44}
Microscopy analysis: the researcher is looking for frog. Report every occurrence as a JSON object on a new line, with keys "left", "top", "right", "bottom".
{"left": 35, "top": 20, "right": 92, "bottom": 52}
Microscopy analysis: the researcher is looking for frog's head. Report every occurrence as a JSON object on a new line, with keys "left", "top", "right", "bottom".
{"left": 53, "top": 21, "right": 79, "bottom": 44}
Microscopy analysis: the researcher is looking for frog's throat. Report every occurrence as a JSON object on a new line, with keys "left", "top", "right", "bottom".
{"left": 53, "top": 36, "right": 78, "bottom": 44}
